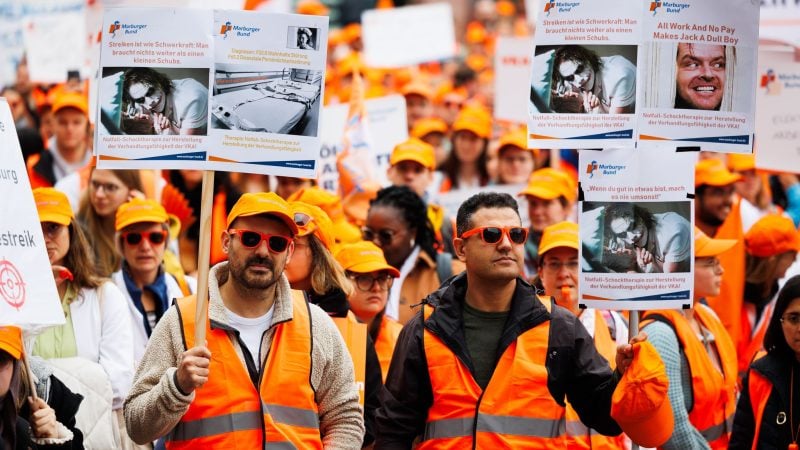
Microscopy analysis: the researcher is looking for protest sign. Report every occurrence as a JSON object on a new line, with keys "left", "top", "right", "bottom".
{"left": 0, "top": 20, "right": 24, "bottom": 87}
{"left": 0, "top": 99, "right": 65, "bottom": 329}
{"left": 361, "top": 3, "right": 456, "bottom": 68}
{"left": 578, "top": 147, "right": 696, "bottom": 311}
{"left": 760, "top": 0, "right": 800, "bottom": 48}
{"left": 527, "top": 0, "right": 641, "bottom": 149}
{"left": 95, "top": 8, "right": 328, "bottom": 178}
{"left": 638, "top": 0, "right": 759, "bottom": 153}
{"left": 754, "top": 49, "right": 800, "bottom": 174}
{"left": 318, "top": 95, "right": 407, "bottom": 194}
{"left": 23, "top": 12, "right": 87, "bottom": 84}
{"left": 495, "top": 37, "right": 533, "bottom": 124}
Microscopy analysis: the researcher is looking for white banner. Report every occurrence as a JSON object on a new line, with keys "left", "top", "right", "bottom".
{"left": 0, "top": 20, "right": 24, "bottom": 88}
{"left": 0, "top": 99, "right": 65, "bottom": 329}
{"left": 495, "top": 37, "right": 533, "bottom": 124}
{"left": 23, "top": 12, "right": 87, "bottom": 84}
{"left": 362, "top": 3, "right": 456, "bottom": 68}
{"left": 755, "top": 49, "right": 800, "bottom": 174}
{"left": 760, "top": 0, "right": 800, "bottom": 47}
{"left": 578, "top": 147, "right": 696, "bottom": 311}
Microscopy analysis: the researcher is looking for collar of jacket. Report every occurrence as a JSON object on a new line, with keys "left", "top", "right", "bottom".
{"left": 422, "top": 272, "right": 551, "bottom": 375}
{"left": 206, "top": 261, "right": 295, "bottom": 332}
{"left": 33, "top": 149, "right": 57, "bottom": 186}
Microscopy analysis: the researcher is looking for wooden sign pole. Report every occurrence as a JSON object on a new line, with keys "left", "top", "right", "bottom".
{"left": 194, "top": 170, "right": 216, "bottom": 345}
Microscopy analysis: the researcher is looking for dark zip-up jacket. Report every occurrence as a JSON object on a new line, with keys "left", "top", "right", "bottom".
{"left": 374, "top": 273, "right": 622, "bottom": 448}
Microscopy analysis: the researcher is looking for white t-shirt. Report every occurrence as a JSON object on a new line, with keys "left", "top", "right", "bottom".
{"left": 597, "top": 55, "right": 637, "bottom": 108}
{"left": 168, "top": 78, "right": 208, "bottom": 130}
{"left": 653, "top": 212, "right": 691, "bottom": 265}
{"left": 225, "top": 306, "right": 273, "bottom": 361}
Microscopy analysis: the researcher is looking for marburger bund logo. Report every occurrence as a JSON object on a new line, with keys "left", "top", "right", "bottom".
{"left": 586, "top": 160, "right": 626, "bottom": 178}
{"left": 650, "top": 1, "right": 690, "bottom": 15}
{"left": 108, "top": 20, "right": 147, "bottom": 38}
{"left": 219, "top": 20, "right": 262, "bottom": 38}
{"left": 544, "top": 0, "right": 580, "bottom": 15}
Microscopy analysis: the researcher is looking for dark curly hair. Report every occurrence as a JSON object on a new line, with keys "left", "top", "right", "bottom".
{"left": 763, "top": 275, "right": 800, "bottom": 358}
{"left": 456, "top": 192, "right": 520, "bottom": 237}
{"left": 552, "top": 45, "right": 603, "bottom": 85}
{"left": 369, "top": 185, "right": 438, "bottom": 261}
{"left": 122, "top": 67, "right": 173, "bottom": 104}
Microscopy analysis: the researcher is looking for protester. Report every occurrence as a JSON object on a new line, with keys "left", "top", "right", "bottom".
{"left": 401, "top": 81, "right": 434, "bottom": 130}
{"left": 640, "top": 227, "right": 738, "bottom": 449}
{"left": 410, "top": 117, "right": 449, "bottom": 168}
{"left": 364, "top": 186, "right": 464, "bottom": 324}
{"left": 727, "top": 153, "right": 782, "bottom": 232}
{"left": 730, "top": 275, "right": 800, "bottom": 449}
{"left": 335, "top": 240, "right": 403, "bottom": 383}
{"left": 375, "top": 192, "right": 646, "bottom": 447}
{"left": 437, "top": 106, "right": 492, "bottom": 191}
{"left": 494, "top": 127, "right": 536, "bottom": 185}
{"left": 284, "top": 201, "right": 381, "bottom": 448}
{"left": 124, "top": 192, "right": 363, "bottom": 447}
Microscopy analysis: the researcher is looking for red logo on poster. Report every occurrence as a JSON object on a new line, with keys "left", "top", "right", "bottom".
{"left": 0, "top": 259, "right": 26, "bottom": 310}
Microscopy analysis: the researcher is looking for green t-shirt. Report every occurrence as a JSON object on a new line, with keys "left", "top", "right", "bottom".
{"left": 462, "top": 301, "right": 509, "bottom": 390}
{"left": 33, "top": 283, "right": 79, "bottom": 359}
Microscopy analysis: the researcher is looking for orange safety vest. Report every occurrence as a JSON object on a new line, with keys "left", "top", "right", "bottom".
{"left": 746, "top": 366, "right": 773, "bottom": 450}
{"left": 642, "top": 306, "right": 737, "bottom": 449}
{"left": 419, "top": 299, "right": 567, "bottom": 449}
{"left": 740, "top": 300, "right": 775, "bottom": 377}
{"left": 564, "top": 310, "right": 627, "bottom": 450}
{"left": 333, "top": 313, "right": 367, "bottom": 407}
{"left": 373, "top": 315, "right": 403, "bottom": 383}
{"left": 167, "top": 295, "right": 323, "bottom": 449}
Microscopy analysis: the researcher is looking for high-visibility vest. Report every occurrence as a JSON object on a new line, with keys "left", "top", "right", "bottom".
{"left": 419, "top": 299, "right": 567, "bottom": 449}
{"left": 374, "top": 316, "right": 403, "bottom": 383}
{"left": 740, "top": 300, "right": 775, "bottom": 377}
{"left": 167, "top": 295, "right": 323, "bottom": 449}
{"left": 333, "top": 312, "right": 367, "bottom": 406}
{"left": 564, "top": 310, "right": 627, "bottom": 450}
{"left": 746, "top": 367, "right": 773, "bottom": 450}
{"left": 642, "top": 306, "right": 737, "bottom": 449}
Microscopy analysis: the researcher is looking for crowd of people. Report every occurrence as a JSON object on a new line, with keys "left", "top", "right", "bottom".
{"left": 3, "top": 0, "right": 800, "bottom": 449}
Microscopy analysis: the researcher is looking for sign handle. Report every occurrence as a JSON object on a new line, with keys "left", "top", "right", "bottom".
{"left": 21, "top": 340, "right": 39, "bottom": 400}
{"left": 629, "top": 310, "right": 640, "bottom": 450}
{"left": 194, "top": 170, "right": 216, "bottom": 346}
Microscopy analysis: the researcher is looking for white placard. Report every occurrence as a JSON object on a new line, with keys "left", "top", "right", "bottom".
{"left": 0, "top": 99, "right": 65, "bottom": 329}
{"left": 318, "top": 95, "right": 407, "bottom": 193}
{"left": 527, "top": 0, "right": 642, "bottom": 148}
{"left": 755, "top": 49, "right": 800, "bottom": 174}
{"left": 638, "top": 0, "right": 760, "bottom": 153}
{"left": 578, "top": 147, "right": 696, "bottom": 311}
{"left": 0, "top": 20, "right": 24, "bottom": 88}
{"left": 760, "top": 0, "right": 800, "bottom": 47}
{"left": 362, "top": 3, "right": 456, "bottom": 68}
{"left": 23, "top": 12, "right": 87, "bottom": 84}
{"left": 495, "top": 37, "right": 533, "bottom": 124}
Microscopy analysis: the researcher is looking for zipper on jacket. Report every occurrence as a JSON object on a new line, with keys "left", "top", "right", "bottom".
{"left": 472, "top": 390, "right": 487, "bottom": 450}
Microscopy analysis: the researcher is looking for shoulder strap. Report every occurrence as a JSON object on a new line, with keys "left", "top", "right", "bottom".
{"left": 435, "top": 252, "right": 453, "bottom": 284}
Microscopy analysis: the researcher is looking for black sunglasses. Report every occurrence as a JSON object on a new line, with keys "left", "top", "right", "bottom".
{"left": 131, "top": 87, "right": 155, "bottom": 104}
{"left": 228, "top": 229, "right": 292, "bottom": 253}
{"left": 122, "top": 230, "right": 167, "bottom": 246}
{"left": 362, "top": 228, "right": 397, "bottom": 246}
{"left": 461, "top": 226, "right": 528, "bottom": 245}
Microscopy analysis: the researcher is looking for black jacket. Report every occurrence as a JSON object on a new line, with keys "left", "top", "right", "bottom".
{"left": 15, "top": 374, "right": 84, "bottom": 450}
{"left": 730, "top": 353, "right": 798, "bottom": 450}
{"left": 374, "top": 273, "right": 622, "bottom": 448}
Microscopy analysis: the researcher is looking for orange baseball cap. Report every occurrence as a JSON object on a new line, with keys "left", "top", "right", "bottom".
{"left": 411, "top": 117, "right": 448, "bottom": 139}
{"left": 695, "top": 158, "right": 741, "bottom": 187}
{"left": 496, "top": 0, "right": 516, "bottom": 16}
{"left": 390, "top": 138, "right": 436, "bottom": 171}
{"left": 538, "top": 221, "right": 578, "bottom": 257}
{"left": 694, "top": 226, "right": 736, "bottom": 258}
{"left": 519, "top": 168, "right": 577, "bottom": 203}
{"left": 452, "top": 106, "right": 492, "bottom": 139}
{"left": 0, "top": 325, "right": 23, "bottom": 360}
{"left": 745, "top": 215, "right": 800, "bottom": 258}
{"left": 291, "top": 201, "right": 335, "bottom": 251}
{"left": 497, "top": 128, "right": 536, "bottom": 155}
{"left": 296, "top": 0, "right": 329, "bottom": 15}
{"left": 465, "top": 53, "right": 489, "bottom": 73}
{"left": 401, "top": 81, "right": 433, "bottom": 101}
{"left": 335, "top": 241, "right": 400, "bottom": 277}
{"left": 610, "top": 340, "right": 674, "bottom": 448}
{"left": 727, "top": 153, "right": 756, "bottom": 173}
{"left": 465, "top": 21, "right": 488, "bottom": 44}
{"left": 227, "top": 192, "right": 298, "bottom": 235}
{"left": 115, "top": 198, "right": 169, "bottom": 231}
{"left": 33, "top": 187, "right": 74, "bottom": 226}
{"left": 52, "top": 91, "right": 89, "bottom": 117}
{"left": 287, "top": 187, "right": 361, "bottom": 243}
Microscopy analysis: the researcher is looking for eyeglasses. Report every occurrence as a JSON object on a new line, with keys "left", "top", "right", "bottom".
{"left": 560, "top": 63, "right": 586, "bottom": 82}
{"left": 228, "top": 229, "right": 292, "bottom": 253}
{"left": 130, "top": 86, "right": 155, "bottom": 104}
{"left": 349, "top": 273, "right": 394, "bottom": 292}
{"left": 90, "top": 180, "right": 123, "bottom": 194}
{"left": 781, "top": 312, "right": 800, "bottom": 327}
{"left": 122, "top": 230, "right": 167, "bottom": 246}
{"left": 362, "top": 228, "right": 397, "bottom": 246}
{"left": 41, "top": 222, "right": 66, "bottom": 239}
{"left": 542, "top": 260, "right": 579, "bottom": 273}
{"left": 461, "top": 226, "right": 528, "bottom": 245}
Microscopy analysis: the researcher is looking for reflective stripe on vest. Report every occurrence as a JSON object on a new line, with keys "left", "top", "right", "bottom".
{"left": 642, "top": 305, "right": 737, "bottom": 450}
{"left": 168, "top": 294, "right": 322, "bottom": 449}
{"left": 419, "top": 299, "right": 566, "bottom": 448}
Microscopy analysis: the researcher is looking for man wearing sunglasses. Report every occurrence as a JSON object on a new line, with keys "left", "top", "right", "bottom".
{"left": 376, "top": 192, "right": 646, "bottom": 448}
{"left": 125, "top": 192, "right": 364, "bottom": 448}
{"left": 112, "top": 198, "right": 196, "bottom": 366}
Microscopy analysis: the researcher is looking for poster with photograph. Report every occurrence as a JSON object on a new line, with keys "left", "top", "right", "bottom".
{"left": 638, "top": 0, "right": 759, "bottom": 153}
{"left": 96, "top": 8, "right": 214, "bottom": 170}
{"left": 318, "top": 95, "right": 407, "bottom": 194}
{"left": 527, "top": 0, "right": 642, "bottom": 149}
{"left": 207, "top": 10, "right": 328, "bottom": 178}
{"left": 755, "top": 50, "right": 800, "bottom": 174}
{"left": 495, "top": 37, "right": 533, "bottom": 123}
{"left": 578, "top": 147, "right": 696, "bottom": 311}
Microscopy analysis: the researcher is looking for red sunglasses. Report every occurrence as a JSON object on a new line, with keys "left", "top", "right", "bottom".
{"left": 461, "top": 226, "right": 528, "bottom": 245}
{"left": 228, "top": 229, "right": 292, "bottom": 253}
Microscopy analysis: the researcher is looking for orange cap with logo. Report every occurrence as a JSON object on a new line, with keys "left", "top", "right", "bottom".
{"left": 115, "top": 198, "right": 169, "bottom": 231}
{"left": 291, "top": 201, "right": 336, "bottom": 251}
{"left": 519, "top": 168, "right": 577, "bottom": 203}
{"left": 694, "top": 226, "right": 737, "bottom": 258}
{"left": 52, "top": 91, "right": 89, "bottom": 117}
{"left": 0, "top": 325, "right": 23, "bottom": 360}
{"left": 610, "top": 340, "right": 674, "bottom": 448}
{"left": 744, "top": 214, "right": 800, "bottom": 258}
{"left": 538, "top": 221, "right": 578, "bottom": 257}
{"left": 411, "top": 117, "right": 448, "bottom": 139}
{"left": 390, "top": 138, "right": 436, "bottom": 171}
{"left": 498, "top": 128, "right": 538, "bottom": 157}
{"left": 335, "top": 241, "right": 400, "bottom": 277}
{"left": 695, "top": 158, "right": 741, "bottom": 187}
{"left": 452, "top": 106, "right": 492, "bottom": 139}
{"left": 33, "top": 187, "right": 74, "bottom": 226}
{"left": 401, "top": 81, "right": 433, "bottom": 101}
{"left": 227, "top": 192, "right": 298, "bottom": 235}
